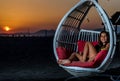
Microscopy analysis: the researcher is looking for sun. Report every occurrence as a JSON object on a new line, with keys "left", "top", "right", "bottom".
{"left": 3, "top": 26, "right": 11, "bottom": 32}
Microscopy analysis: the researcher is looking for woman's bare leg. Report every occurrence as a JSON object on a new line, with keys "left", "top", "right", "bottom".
{"left": 58, "top": 52, "right": 78, "bottom": 64}
{"left": 82, "top": 42, "right": 97, "bottom": 62}
{"left": 68, "top": 52, "right": 78, "bottom": 61}
{"left": 58, "top": 59, "right": 71, "bottom": 64}
{"left": 82, "top": 42, "right": 89, "bottom": 62}
{"left": 74, "top": 52, "right": 83, "bottom": 61}
{"left": 87, "top": 42, "right": 97, "bottom": 62}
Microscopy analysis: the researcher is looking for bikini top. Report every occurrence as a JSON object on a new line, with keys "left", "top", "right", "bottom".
{"left": 95, "top": 44, "right": 106, "bottom": 53}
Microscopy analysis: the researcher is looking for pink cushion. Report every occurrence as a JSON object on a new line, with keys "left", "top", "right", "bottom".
{"left": 56, "top": 47, "right": 69, "bottom": 59}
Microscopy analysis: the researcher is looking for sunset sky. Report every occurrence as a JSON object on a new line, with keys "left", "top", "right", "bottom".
{"left": 0, "top": 0, "right": 120, "bottom": 33}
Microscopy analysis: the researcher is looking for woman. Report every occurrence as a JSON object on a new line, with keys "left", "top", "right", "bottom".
{"left": 58, "top": 31, "right": 110, "bottom": 64}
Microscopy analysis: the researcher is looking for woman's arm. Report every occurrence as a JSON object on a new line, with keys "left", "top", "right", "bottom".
{"left": 101, "top": 43, "right": 110, "bottom": 50}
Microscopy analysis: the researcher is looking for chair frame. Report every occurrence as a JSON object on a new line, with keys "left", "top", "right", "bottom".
{"left": 53, "top": 0, "right": 116, "bottom": 77}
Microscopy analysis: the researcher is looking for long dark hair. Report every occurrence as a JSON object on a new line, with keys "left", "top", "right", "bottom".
{"left": 98, "top": 31, "right": 109, "bottom": 47}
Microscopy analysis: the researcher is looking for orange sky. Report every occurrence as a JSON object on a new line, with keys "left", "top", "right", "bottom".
{"left": 0, "top": 0, "right": 119, "bottom": 33}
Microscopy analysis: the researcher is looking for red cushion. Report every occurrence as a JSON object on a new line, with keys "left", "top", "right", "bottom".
{"left": 77, "top": 40, "right": 86, "bottom": 52}
{"left": 64, "top": 61, "right": 95, "bottom": 68}
{"left": 92, "top": 41, "right": 98, "bottom": 46}
{"left": 56, "top": 41, "right": 107, "bottom": 68}
{"left": 64, "top": 50, "right": 108, "bottom": 68}
{"left": 77, "top": 40, "right": 98, "bottom": 52}
{"left": 56, "top": 47, "right": 69, "bottom": 59}
{"left": 93, "top": 50, "right": 108, "bottom": 67}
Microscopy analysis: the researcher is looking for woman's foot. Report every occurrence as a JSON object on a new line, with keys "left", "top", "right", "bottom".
{"left": 58, "top": 59, "right": 71, "bottom": 64}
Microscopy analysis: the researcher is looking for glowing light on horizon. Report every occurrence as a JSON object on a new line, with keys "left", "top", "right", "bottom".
{"left": 3, "top": 26, "right": 11, "bottom": 32}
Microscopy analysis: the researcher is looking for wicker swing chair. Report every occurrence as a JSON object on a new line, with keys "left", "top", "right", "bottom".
{"left": 53, "top": 0, "right": 116, "bottom": 77}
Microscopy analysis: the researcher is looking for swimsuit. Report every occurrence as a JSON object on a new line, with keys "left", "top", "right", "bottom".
{"left": 95, "top": 44, "right": 106, "bottom": 53}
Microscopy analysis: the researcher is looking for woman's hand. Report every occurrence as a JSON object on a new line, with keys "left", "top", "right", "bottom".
{"left": 101, "top": 43, "right": 110, "bottom": 50}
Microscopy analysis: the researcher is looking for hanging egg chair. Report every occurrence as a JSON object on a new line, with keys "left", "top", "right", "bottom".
{"left": 53, "top": 0, "right": 116, "bottom": 77}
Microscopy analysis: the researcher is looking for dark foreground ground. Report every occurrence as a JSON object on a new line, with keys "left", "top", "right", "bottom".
{"left": 0, "top": 36, "right": 120, "bottom": 81}
{"left": 0, "top": 36, "right": 72, "bottom": 81}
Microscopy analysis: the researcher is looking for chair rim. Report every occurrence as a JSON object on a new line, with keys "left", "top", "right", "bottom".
{"left": 53, "top": 0, "right": 116, "bottom": 76}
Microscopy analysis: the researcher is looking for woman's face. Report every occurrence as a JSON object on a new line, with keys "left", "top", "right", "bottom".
{"left": 100, "top": 33, "right": 108, "bottom": 44}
